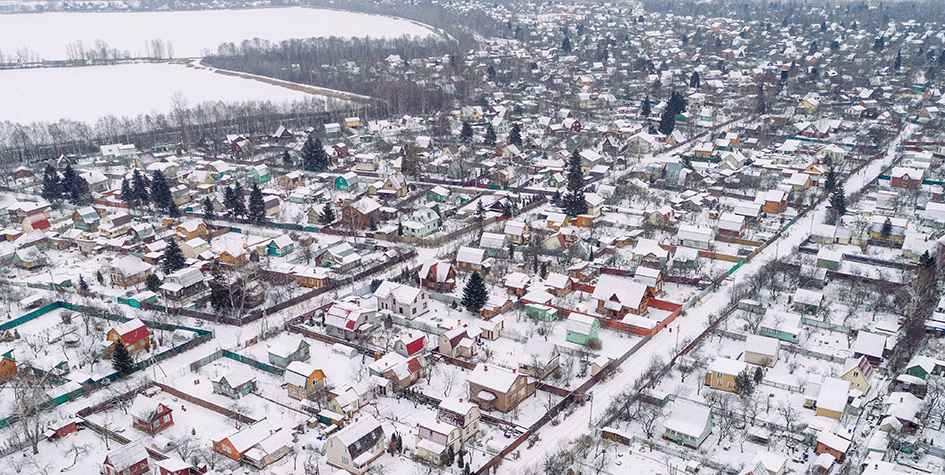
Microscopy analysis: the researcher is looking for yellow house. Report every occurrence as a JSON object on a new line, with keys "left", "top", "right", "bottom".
{"left": 840, "top": 356, "right": 873, "bottom": 395}
{"left": 104, "top": 318, "right": 151, "bottom": 354}
{"left": 815, "top": 378, "right": 850, "bottom": 420}
{"left": 368, "top": 173, "right": 407, "bottom": 198}
{"left": 705, "top": 358, "right": 748, "bottom": 392}
{"left": 798, "top": 97, "right": 820, "bottom": 114}
{"left": 284, "top": 361, "right": 326, "bottom": 400}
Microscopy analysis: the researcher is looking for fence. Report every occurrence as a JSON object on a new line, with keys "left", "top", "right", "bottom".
{"left": 154, "top": 382, "right": 257, "bottom": 425}
{"left": 800, "top": 316, "right": 853, "bottom": 335}
{"left": 190, "top": 349, "right": 285, "bottom": 376}
{"left": 781, "top": 345, "right": 846, "bottom": 364}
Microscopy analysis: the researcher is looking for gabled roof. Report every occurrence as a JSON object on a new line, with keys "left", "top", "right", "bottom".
{"left": 468, "top": 363, "right": 524, "bottom": 393}
{"left": 104, "top": 439, "right": 148, "bottom": 470}
{"left": 110, "top": 318, "right": 149, "bottom": 346}
{"left": 591, "top": 275, "right": 649, "bottom": 308}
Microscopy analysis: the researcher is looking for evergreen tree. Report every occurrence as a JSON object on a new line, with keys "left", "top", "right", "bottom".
{"left": 150, "top": 171, "right": 173, "bottom": 213}
{"left": 830, "top": 183, "right": 846, "bottom": 218}
{"left": 734, "top": 371, "right": 755, "bottom": 396}
{"left": 486, "top": 64, "right": 496, "bottom": 81}
{"left": 112, "top": 341, "right": 135, "bottom": 377}
{"left": 162, "top": 239, "right": 186, "bottom": 274}
{"left": 248, "top": 182, "right": 266, "bottom": 222}
{"left": 232, "top": 182, "right": 247, "bottom": 218}
{"left": 689, "top": 71, "right": 700, "bottom": 88}
{"left": 824, "top": 166, "right": 838, "bottom": 193}
{"left": 120, "top": 178, "right": 134, "bottom": 208}
{"left": 281, "top": 150, "right": 293, "bottom": 167}
{"left": 59, "top": 165, "right": 76, "bottom": 197}
{"left": 132, "top": 169, "right": 150, "bottom": 206}
{"left": 460, "top": 122, "right": 473, "bottom": 143}
{"left": 562, "top": 150, "right": 587, "bottom": 218}
{"left": 753, "top": 366, "right": 764, "bottom": 384}
{"left": 203, "top": 196, "right": 215, "bottom": 222}
{"left": 641, "top": 95, "right": 651, "bottom": 117}
{"left": 682, "top": 156, "right": 694, "bottom": 170}
{"left": 658, "top": 107, "right": 676, "bottom": 136}
{"left": 446, "top": 445, "right": 455, "bottom": 465}
{"left": 755, "top": 83, "right": 766, "bottom": 115}
{"left": 894, "top": 50, "right": 902, "bottom": 71}
{"left": 209, "top": 280, "right": 232, "bottom": 313}
{"left": 461, "top": 271, "right": 488, "bottom": 315}
{"left": 880, "top": 217, "right": 893, "bottom": 240}
{"left": 145, "top": 273, "right": 161, "bottom": 293}
{"left": 41, "top": 164, "right": 61, "bottom": 203}
{"left": 508, "top": 124, "right": 522, "bottom": 146}
{"left": 70, "top": 176, "right": 91, "bottom": 205}
{"left": 168, "top": 201, "right": 181, "bottom": 218}
{"left": 78, "top": 275, "right": 89, "bottom": 293}
{"left": 301, "top": 135, "right": 328, "bottom": 171}
{"left": 484, "top": 124, "right": 497, "bottom": 147}
{"left": 561, "top": 36, "right": 572, "bottom": 54}
{"left": 319, "top": 203, "right": 336, "bottom": 224}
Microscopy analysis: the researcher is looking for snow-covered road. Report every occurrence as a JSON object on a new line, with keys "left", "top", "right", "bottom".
{"left": 498, "top": 124, "right": 916, "bottom": 474}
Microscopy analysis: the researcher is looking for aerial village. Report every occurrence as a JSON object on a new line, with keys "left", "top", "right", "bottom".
{"left": 2, "top": 1, "right": 945, "bottom": 475}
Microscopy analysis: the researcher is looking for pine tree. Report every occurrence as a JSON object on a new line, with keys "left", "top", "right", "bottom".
{"left": 894, "top": 50, "right": 902, "bottom": 71}
{"left": 562, "top": 150, "right": 587, "bottom": 218}
{"left": 461, "top": 271, "right": 488, "bottom": 315}
{"left": 78, "top": 275, "right": 89, "bottom": 292}
{"left": 203, "top": 196, "right": 215, "bottom": 222}
{"left": 232, "top": 182, "right": 247, "bottom": 218}
{"left": 658, "top": 107, "right": 676, "bottom": 136}
{"left": 132, "top": 169, "right": 150, "bottom": 206}
{"left": 641, "top": 95, "right": 652, "bottom": 118}
{"left": 150, "top": 171, "right": 173, "bottom": 213}
{"left": 41, "top": 164, "right": 61, "bottom": 203}
{"left": 880, "top": 217, "right": 893, "bottom": 240}
{"left": 824, "top": 166, "right": 838, "bottom": 193}
{"left": 209, "top": 281, "right": 232, "bottom": 313}
{"left": 734, "top": 371, "right": 755, "bottom": 396}
{"left": 59, "top": 165, "right": 76, "bottom": 197}
{"left": 484, "top": 124, "right": 497, "bottom": 147}
{"left": 120, "top": 178, "right": 134, "bottom": 208}
{"left": 460, "top": 122, "right": 473, "bottom": 143}
{"left": 301, "top": 135, "right": 328, "bottom": 171}
{"left": 112, "top": 341, "right": 135, "bottom": 378}
{"left": 248, "top": 182, "right": 266, "bottom": 222}
{"left": 561, "top": 36, "right": 572, "bottom": 54}
{"left": 70, "top": 176, "right": 91, "bottom": 205}
{"left": 830, "top": 183, "right": 846, "bottom": 218}
{"left": 755, "top": 83, "right": 766, "bottom": 115}
{"left": 145, "top": 273, "right": 161, "bottom": 293}
{"left": 319, "top": 203, "right": 335, "bottom": 224}
{"left": 690, "top": 71, "right": 700, "bottom": 88}
{"left": 162, "top": 239, "right": 186, "bottom": 274}
{"left": 508, "top": 124, "right": 522, "bottom": 146}
{"left": 281, "top": 150, "right": 293, "bottom": 167}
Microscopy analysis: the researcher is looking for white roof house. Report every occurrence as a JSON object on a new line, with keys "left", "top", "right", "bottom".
{"left": 817, "top": 378, "right": 851, "bottom": 415}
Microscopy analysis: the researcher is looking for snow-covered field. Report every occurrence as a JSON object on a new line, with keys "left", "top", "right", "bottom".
{"left": 0, "top": 62, "right": 328, "bottom": 124}
{"left": 0, "top": 7, "right": 435, "bottom": 61}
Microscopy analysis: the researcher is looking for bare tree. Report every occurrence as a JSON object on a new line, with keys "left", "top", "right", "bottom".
{"left": 12, "top": 371, "right": 58, "bottom": 454}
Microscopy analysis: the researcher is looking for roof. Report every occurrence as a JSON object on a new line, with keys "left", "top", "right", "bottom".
{"left": 268, "top": 336, "right": 307, "bottom": 359}
{"left": 817, "top": 378, "right": 851, "bottom": 413}
{"left": 591, "top": 274, "right": 649, "bottom": 308}
{"left": 374, "top": 281, "right": 423, "bottom": 304}
{"left": 468, "top": 363, "right": 524, "bottom": 393}
{"left": 456, "top": 246, "right": 486, "bottom": 265}
{"left": 663, "top": 400, "right": 711, "bottom": 438}
{"left": 708, "top": 357, "right": 747, "bottom": 376}
{"left": 420, "top": 260, "right": 453, "bottom": 283}
{"left": 333, "top": 414, "right": 383, "bottom": 447}
{"left": 566, "top": 313, "right": 599, "bottom": 335}
{"left": 479, "top": 232, "right": 507, "bottom": 249}
{"left": 110, "top": 255, "right": 150, "bottom": 277}
{"left": 285, "top": 361, "right": 320, "bottom": 388}
{"left": 745, "top": 335, "right": 779, "bottom": 357}
{"left": 852, "top": 332, "right": 886, "bottom": 358}
{"left": 111, "top": 318, "right": 149, "bottom": 346}
{"left": 105, "top": 439, "right": 148, "bottom": 469}
{"left": 223, "top": 419, "right": 276, "bottom": 454}
{"left": 817, "top": 431, "right": 851, "bottom": 454}
{"left": 350, "top": 197, "right": 381, "bottom": 215}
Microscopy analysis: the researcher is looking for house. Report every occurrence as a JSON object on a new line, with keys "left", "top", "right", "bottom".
{"left": 130, "top": 395, "right": 174, "bottom": 435}
{"left": 319, "top": 242, "right": 362, "bottom": 272}
{"left": 565, "top": 314, "right": 600, "bottom": 345}
{"left": 544, "top": 272, "right": 572, "bottom": 296}
{"left": 758, "top": 311, "right": 802, "bottom": 343}
{"left": 354, "top": 153, "right": 380, "bottom": 171}
{"left": 369, "top": 353, "right": 425, "bottom": 388}
{"left": 159, "top": 266, "right": 206, "bottom": 301}
{"left": 852, "top": 331, "right": 888, "bottom": 363}
{"left": 744, "top": 335, "right": 779, "bottom": 367}
{"left": 394, "top": 333, "right": 425, "bottom": 357}
{"left": 890, "top": 167, "right": 924, "bottom": 189}
{"left": 73, "top": 206, "right": 101, "bottom": 230}
{"left": 633, "top": 266, "right": 664, "bottom": 296}
{"left": 103, "top": 318, "right": 150, "bottom": 354}
{"left": 750, "top": 451, "right": 788, "bottom": 475}
{"left": 869, "top": 216, "right": 907, "bottom": 243}
{"left": 213, "top": 418, "right": 282, "bottom": 462}
{"left": 179, "top": 237, "right": 209, "bottom": 259}
{"left": 374, "top": 281, "right": 429, "bottom": 319}
{"left": 107, "top": 255, "right": 151, "bottom": 287}
{"left": 717, "top": 212, "right": 746, "bottom": 238}
{"left": 403, "top": 206, "right": 440, "bottom": 237}
{"left": 456, "top": 246, "right": 487, "bottom": 273}
{"left": 480, "top": 294, "right": 513, "bottom": 319}
{"left": 662, "top": 400, "right": 713, "bottom": 448}
{"left": 284, "top": 361, "right": 326, "bottom": 400}
{"left": 22, "top": 213, "right": 50, "bottom": 233}
{"left": 525, "top": 303, "right": 557, "bottom": 321}
{"left": 326, "top": 415, "right": 386, "bottom": 474}
{"left": 212, "top": 370, "right": 257, "bottom": 398}
{"left": 267, "top": 235, "right": 294, "bottom": 256}
{"left": 426, "top": 185, "right": 451, "bottom": 203}
{"left": 633, "top": 238, "right": 671, "bottom": 268}
{"left": 341, "top": 197, "right": 381, "bottom": 229}
{"left": 335, "top": 172, "right": 360, "bottom": 191}
{"left": 267, "top": 337, "right": 310, "bottom": 367}
{"left": 419, "top": 260, "right": 456, "bottom": 293}
{"left": 98, "top": 212, "right": 133, "bottom": 238}
{"left": 368, "top": 172, "right": 408, "bottom": 198}
{"left": 263, "top": 195, "right": 280, "bottom": 217}
{"left": 467, "top": 363, "right": 534, "bottom": 413}
{"left": 793, "top": 288, "right": 824, "bottom": 314}
{"left": 295, "top": 266, "right": 331, "bottom": 288}
{"left": 437, "top": 398, "right": 480, "bottom": 442}
{"left": 479, "top": 232, "right": 510, "bottom": 258}
{"left": 328, "top": 382, "right": 380, "bottom": 418}
{"left": 247, "top": 164, "right": 270, "bottom": 183}
{"left": 279, "top": 171, "right": 305, "bottom": 190}
{"left": 0, "top": 348, "right": 16, "bottom": 384}
{"left": 705, "top": 358, "right": 749, "bottom": 392}
{"left": 101, "top": 439, "right": 149, "bottom": 475}
{"left": 592, "top": 275, "right": 652, "bottom": 317}
{"left": 324, "top": 298, "right": 377, "bottom": 340}
{"left": 415, "top": 414, "right": 464, "bottom": 465}
{"left": 904, "top": 355, "right": 943, "bottom": 380}
{"left": 503, "top": 220, "right": 529, "bottom": 244}
{"left": 155, "top": 458, "right": 195, "bottom": 475}
{"left": 13, "top": 246, "right": 45, "bottom": 270}
{"left": 815, "top": 248, "right": 843, "bottom": 271}
{"left": 841, "top": 356, "right": 874, "bottom": 395}
{"left": 759, "top": 190, "right": 788, "bottom": 213}
{"left": 816, "top": 378, "right": 851, "bottom": 420}
{"left": 815, "top": 431, "right": 851, "bottom": 461}
{"left": 439, "top": 326, "right": 480, "bottom": 359}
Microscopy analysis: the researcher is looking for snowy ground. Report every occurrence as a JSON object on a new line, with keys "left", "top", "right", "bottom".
{"left": 0, "top": 7, "right": 435, "bottom": 61}
{"left": 0, "top": 62, "right": 334, "bottom": 124}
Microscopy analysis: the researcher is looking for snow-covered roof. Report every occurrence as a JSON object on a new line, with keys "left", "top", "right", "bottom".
{"left": 104, "top": 439, "right": 148, "bottom": 470}
{"left": 663, "top": 400, "right": 711, "bottom": 439}
{"left": 468, "top": 363, "right": 523, "bottom": 393}
{"left": 109, "top": 255, "right": 150, "bottom": 277}
{"left": 565, "top": 313, "right": 598, "bottom": 335}
{"left": 745, "top": 334, "right": 779, "bottom": 357}
{"left": 817, "top": 378, "right": 851, "bottom": 414}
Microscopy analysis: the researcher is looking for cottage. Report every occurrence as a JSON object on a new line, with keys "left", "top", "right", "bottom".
{"left": 295, "top": 266, "right": 331, "bottom": 288}
{"left": 101, "top": 439, "right": 149, "bottom": 475}
{"left": 815, "top": 431, "right": 851, "bottom": 461}
{"left": 662, "top": 400, "right": 713, "bottom": 448}
{"left": 852, "top": 331, "right": 888, "bottom": 363}
{"left": 479, "top": 232, "right": 510, "bottom": 258}
{"left": 341, "top": 197, "right": 382, "bottom": 229}
{"left": 212, "top": 370, "right": 257, "bottom": 398}
{"left": 374, "top": 281, "right": 429, "bottom": 319}
{"left": 247, "top": 164, "right": 270, "bottom": 183}
{"left": 176, "top": 220, "right": 207, "bottom": 241}
{"left": 744, "top": 335, "right": 779, "bottom": 367}
{"left": 467, "top": 364, "right": 534, "bottom": 413}
{"left": 0, "top": 348, "right": 15, "bottom": 384}
{"left": 816, "top": 378, "right": 851, "bottom": 420}
{"left": 705, "top": 357, "right": 748, "bottom": 392}
{"left": 403, "top": 206, "right": 440, "bottom": 237}
{"left": 677, "top": 224, "right": 714, "bottom": 250}
{"left": 841, "top": 356, "right": 874, "bottom": 395}
{"left": 13, "top": 246, "right": 46, "bottom": 270}
{"left": 268, "top": 337, "right": 310, "bottom": 367}
{"left": 267, "top": 235, "right": 294, "bottom": 256}
{"left": 544, "top": 272, "right": 572, "bottom": 296}
{"left": 214, "top": 418, "right": 283, "bottom": 463}
{"left": 179, "top": 237, "right": 209, "bottom": 259}
{"left": 419, "top": 260, "right": 456, "bottom": 293}
{"left": 633, "top": 266, "right": 664, "bottom": 296}
{"left": 159, "top": 266, "right": 206, "bottom": 301}
{"left": 758, "top": 310, "right": 802, "bottom": 343}
{"left": 368, "top": 172, "right": 408, "bottom": 198}
{"left": 284, "top": 361, "right": 326, "bottom": 400}
{"left": 426, "top": 185, "right": 451, "bottom": 203}
{"left": 415, "top": 414, "right": 464, "bottom": 465}
{"left": 456, "top": 246, "right": 487, "bottom": 273}
{"left": 279, "top": 171, "right": 305, "bottom": 190}
{"left": 335, "top": 172, "right": 360, "bottom": 191}
{"left": 793, "top": 288, "right": 824, "bottom": 314}
{"left": 130, "top": 395, "right": 173, "bottom": 435}
{"left": 155, "top": 458, "right": 195, "bottom": 475}
{"left": 326, "top": 415, "right": 386, "bottom": 474}
{"left": 592, "top": 274, "right": 652, "bottom": 317}
{"left": 103, "top": 318, "right": 150, "bottom": 354}
{"left": 565, "top": 314, "right": 600, "bottom": 345}
{"left": 107, "top": 255, "right": 151, "bottom": 287}
{"left": 394, "top": 333, "right": 425, "bottom": 357}
{"left": 72, "top": 206, "right": 101, "bottom": 230}
{"left": 439, "top": 326, "right": 480, "bottom": 359}
{"left": 503, "top": 220, "right": 529, "bottom": 245}
{"left": 324, "top": 298, "right": 377, "bottom": 340}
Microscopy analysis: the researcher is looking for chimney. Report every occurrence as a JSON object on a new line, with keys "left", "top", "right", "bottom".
{"left": 512, "top": 369, "right": 516, "bottom": 373}
{"left": 484, "top": 366, "right": 488, "bottom": 372}
{"left": 459, "top": 398, "right": 463, "bottom": 403}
